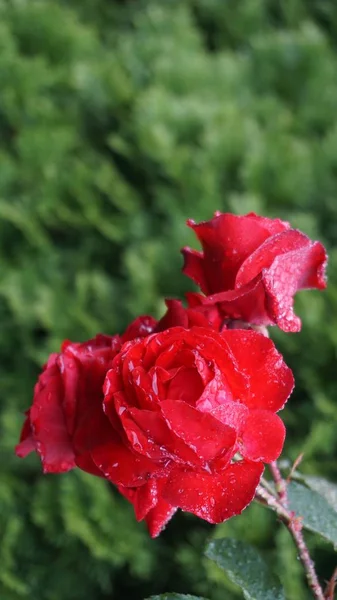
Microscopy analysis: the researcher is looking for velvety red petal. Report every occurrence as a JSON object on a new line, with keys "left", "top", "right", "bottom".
{"left": 104, "top": 348, "right": 143, "bottom": 412}
{"left": 160, "top": 400, "right": 236, "bottom": 462}
{"left": 181, "top": 247, "right": 209, "bottom": 293}
{"left": 133, "top": 480, "right": 160, "bottom": 521}
{"left": 196, "top": 365, "right": 237, "bottom": 413}
{"left": 184, "top": 214, "right": 274, "bottom": 293}
{"left": 231, "top": 229, "right": 327, "bottom": 332}
{"left": 155, "top": 344, "right": 194, "bottom": 371}
{"left": 104, "top": 364, "right": 123, "bottom": 398}
{"left": 221, "top": 330, "right": 294, "bottom": 411}
{"left": 243, "top": 213, "right": 290, "bottom": 235}
{"left": 113, "top": 394, "right": 167, "bottom": 461}
{"left": 131, "top": 478, "right": 168, "bottom": 521}
{"left": 30, "top": 359, "right": 76, "bottom": 474}
{"left": 129, "top": 407, "right": 205, "bottom": 467}
{"left": 63, "top": 334, "right": 121, "bottom": 354}
{"left": 75, "top": 454, "right": 105, "bottom": 477}
{"left": 72, "top": 399, "right": 118, "bottom": 466}
{"left": 176, "top": 327, "right": 249, "bottom": 406}
{"left": 62, "top": 334, "right": 121, "bottom": 436}
{"left": 104, "top": 365, "right": 158, "bottom": 418}
{"left": 210, "top": 401, "right": 249, "bottom": 434}
{"left": 193, "top": 277, "right": 274, "bottom": 326}
{"left": 117, "top": 485, "right": 136, "bottom": 503}
{"left": 118, "top": 479, "right": 177, "bottom": 537}
{"left": 91, "top": 437, "right": 164, "bottom": 487}
{"left": 121, "top": 316, "right": 157, "bottom": 342}
{"left": 185, "top": 293, "right": 223, "bottom": 330}
{"left": 15, "top": 412, "right": 36, "bottom": 458}
{"left": 57, "top": 352, "right": 80, "bottom": 437}
{"left": 165, "top": 367, "right": 205, "bottom": 406}
{"left": 186, "top": 292, "right": 208, "bottom": 309}
{"left": 240, "top": 410, "right": 286, "bottom": 462}
{"left": 156, "top": 298, "right": 216, "bottom": 331}
{"left": 163, "top": 461, "right": 264, "bottom": 523}
{"left": 145, "top": 498, "right": 177, "bottom": 538}
{"left": 236, "top": 229, "right": 324, "bottom": 288}
{"left": 262, "top": 240, "right": 327, "bottom": 332}
{"left": 132, "top": 366, "right": 162, "bottom": 409}
{"left": 156, "top": 299, "right": 189, "bottom": 330}
{"left": 73, "top": 384, "right": 133, "bottom": 480}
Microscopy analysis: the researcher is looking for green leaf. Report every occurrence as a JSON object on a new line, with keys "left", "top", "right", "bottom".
{"left": 293, "top": 475, "right": 337, "bottom": 512}
{"left": 146, "top": 596, "right": 209, "bottom": 600}
{"left": 288, "top": 482, "right": 337, "bottom": 549}
{"left": 205, "top": 538, "right": 285, "bottom": 600}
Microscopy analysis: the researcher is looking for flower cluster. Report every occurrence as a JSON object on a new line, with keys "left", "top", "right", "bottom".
{"left": 15, "top": 212, "right": 327, "bottom": 537}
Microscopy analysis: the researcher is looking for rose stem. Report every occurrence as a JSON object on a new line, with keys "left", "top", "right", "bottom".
{"left": 324, "top": 566, "right": 337, "bottom": 600}
{"left": 260, "top": 476, "right": 277, "bottom": 496}
{"left": 269, "top": 461, "right": 288, "bottom": 504}
{"left": 255, "top": 464, "right": 325, "bottom": 600}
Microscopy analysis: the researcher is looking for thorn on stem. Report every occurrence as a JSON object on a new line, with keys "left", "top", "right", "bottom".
{"left": 287, "top": 452, "right": 304, "bottom": 483}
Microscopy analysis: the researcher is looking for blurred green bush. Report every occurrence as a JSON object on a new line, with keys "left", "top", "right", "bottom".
{"left": 1, "top": 1, "right": 337, "bottom": 598}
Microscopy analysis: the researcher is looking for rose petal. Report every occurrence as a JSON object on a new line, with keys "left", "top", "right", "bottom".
{"left": 129, "top": 407, "right": 205, "bottom": 467}
{"left": 62, "top": 334, "right": 121, "bottom": 435}
{"left": 181, "top": 248, "right": 209, "bottom": 293}
{"left": 243, "top": 213, "right": 290, "bottom": 236}
{"left": 119, "top": 480, "right": 177, "bottom": 537}
{"left": 57, "top": 352, "right": 80, "bottom": 436}
{"left": 72, "top": 398, "right": 118, "bottom": 478}
{"left": 263, "top": 241, "right": 327, "bottom": 332}
{"left": 163, "top": 461, "right": 264, "bottom": 523}
{"left": 210, "top": 401, "right": 249, "bottom": 433}
{"left": 15, "top": 412, "right": 36, "bottom": 458}
{"left": 75, "top": 454, "right": 105, "bottom": 477}
{"left": 104, "top": 365, "right": 159, "bottom": 425}
{"left": 132, "top": 366, "right": 162, "bottom": 409}
{"left": 160, "top": 400, "right": 236, "bottom": 462}
{"left": 73, "top": 394, "right": 141, "bottom": 486}
{"left": 155, "top": 345, "right": 195, "bottom": 371}
{"left": 145, "top": 498, "right": 177, "bottom": 538}
{"left": 221, "top": 330, "right": 294, "bottom": 411}
{"left": 113, "top": 394, "right": 167, "bottom": 461}
{"left": 165, "top": 367, "right": 204, "bottom": 406}
{"left": 104, "top": 348, "right": 145, "bottom": 411}
{"left": 30, "top": 358, "right": 76, "bottom": 474}
{"left": 121, "top": 315, "right": 157, "bottom": 342}
{"left": 236, "top": 229, "right": 325, "bottom": 288}
{"left": 132, "top": 479, "right": 162, "bottom": 521}
{"left": 189, "top": 278, "right": 273, "bottom": 326}
{"left": 156, "top": 299, "right": 189, "bottom": 330}
{"left": 185, "top": 293, "right": 223, "bottom": 330}
{"left": 240, "top": 410, "right": 286, "bottom": 463}
{"left": 72, "top": 387, "right": 116, "bottom": 452}
{"left": 183, "top": 213, "right": 276, "bottom": 293}
{"left": 63, "top": 334, "right": 121, "bottom": 354}
{"left": 91, "top": 437, "right": 165, "bottom": 487}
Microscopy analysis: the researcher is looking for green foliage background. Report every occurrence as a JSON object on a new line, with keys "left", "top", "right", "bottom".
{"left": 1, "top": 1, "right": 337, "bottom": 598}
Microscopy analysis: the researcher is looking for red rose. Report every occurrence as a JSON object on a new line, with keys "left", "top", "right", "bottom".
{"left": 89, "top": 326, "right": 293, "bottom": 537}
{"left": 182, "top": 212, "right": 327, "bottom": 332}
{"left": 15, "top": 308, "right": 208, "bottom": 477}
{"left": 15, "top": 334, "right": 122, "bottom": 475}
